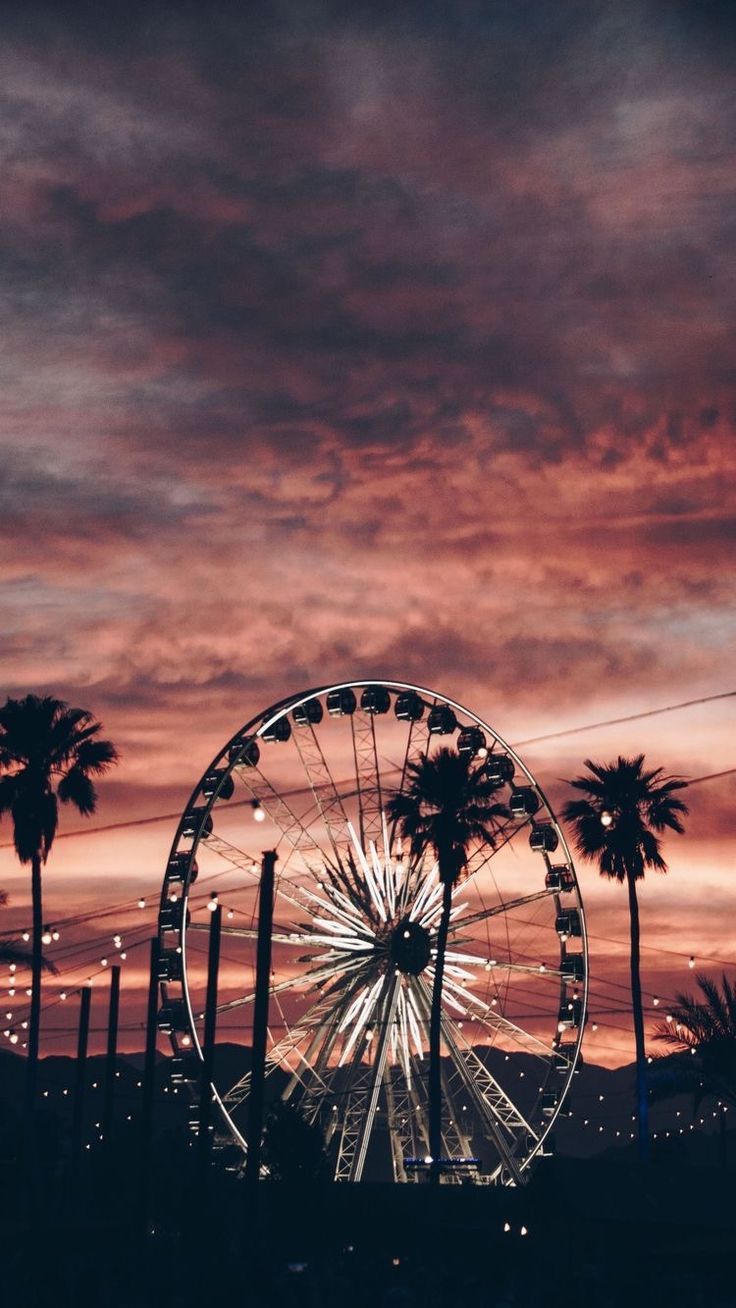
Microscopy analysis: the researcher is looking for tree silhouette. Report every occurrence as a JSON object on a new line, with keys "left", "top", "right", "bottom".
{"left": 653, "top": 973, "right": 736, "bottom": 1104}
{"left": 386, "top": 747, "right": 508, "bottom": 1183}
{"left": 652, "top": 973, "right": 736, "bottom": 1169}
{"left": 262, "top": 1100, "right": 328, "bottom": 1182}
{"left": 0, "top": 695, "right": 118, "bottom": 1115}
{"left": 562, "top": 754, "right": 687, "bottom": 1161}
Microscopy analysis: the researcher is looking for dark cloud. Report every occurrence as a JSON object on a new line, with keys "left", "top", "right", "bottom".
{"left": 0, "top": 3, "right": 733, "bottom": 1064}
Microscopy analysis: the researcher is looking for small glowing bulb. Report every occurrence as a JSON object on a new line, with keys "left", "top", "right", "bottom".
{"left": 688, "top": 956, "right": 695, "bottom": 969}
{"left": 207, "top": 894, "right": 218, "bottom": 912}
{"left": 252, "top": 800, "right": 266, "bottom": 823}
{"left": 520, "top": 1226, "right": 528, "bottom": 1237}
{"left": 503, "top": 1222, "right": 511, "bottom": 1233}
{"left": 60, "top": 991, "right": 67, "bottom": 1001}
{"left": 227, "top": 909, "right": 234, "bottom": 920}
{"left": 120, "top": 952, "right": 127, "bottom": 960}
{"left": 652, "top": 996, "right": 660, "bottom": 1006}
{"left": 9, "top": 1031, "right": 18, "bottom": 1044}
{"left": 52, "top": 929, "right": 60, "bottom": 942}
{"left": 25, "top": 988, "right": 31, "bottom": 997}
{"left": 181, "top": 1033, "right": 192, "bottom": 1047}
{"left": 138, "top": 899, "right": 145, "bottom": 909}
{"left": 600, "top": 811, "right": 613, "bottom": 827}
{"left": 9, "top": 964, "right": 16, "bottom": 973}
{"left": 101, "top": 958, "right": 108, "bottom": 967}
{"left": 22, "top": 932, "right": 30, "bottom": 943}
{"left": 42, "top": 927, "right": 52, "bottom": 945}
{"left": 8, "top": 989, "right": 15, "bottom": 998}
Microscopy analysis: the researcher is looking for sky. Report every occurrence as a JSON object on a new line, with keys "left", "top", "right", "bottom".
{"left": 0, "top": 0, "right": 734, "bottom": 1068}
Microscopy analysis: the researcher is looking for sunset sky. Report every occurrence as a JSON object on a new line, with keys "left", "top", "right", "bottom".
{"left": 0, "top": 1, "right": 734, "bottom": 1067}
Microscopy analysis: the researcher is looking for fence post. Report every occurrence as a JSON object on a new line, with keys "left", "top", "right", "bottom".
{"left": 245, "top": 851, "right": 276, "bottom": 1186}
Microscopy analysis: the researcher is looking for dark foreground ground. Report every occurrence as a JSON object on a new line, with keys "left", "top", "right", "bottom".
{"left": 2, "top": 1156, "right": 735, "bottom": 1308}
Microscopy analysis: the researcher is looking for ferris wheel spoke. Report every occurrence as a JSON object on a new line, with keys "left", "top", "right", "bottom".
{"left": 464, "top": 1003, "right": 559, "bottom": 1060}
{"left": 232, "top": 761, "right": 338, "bottom": 878}
{"left": 414, "top": 979, "right": 528, "bottom": 1183}
{"left": 202, "top": 831, "right": 307, "bottom": 913}
{"left": 445, "top": 947, "right": 563, "bottom": 981}
{"left": 283, "top": 979, "right": 369, "bottom": 1114}
{"left": 214, "top": 957, "right": 361, "bottom": 1017}
{"left": 350, "top": 971, "right": 402, "bottom": 1181}
{"left": 426, "top": 962, "right": 559, "bottom": 1059}
{"left": 437, "top": 1061, "right": 477, "bottom": 1178}
{"left": 292, "top": 720, "right": 353, "bottom": 862}
{"left": 222, "top": 981, "right": 356, "bottom": 1112}
{"left": 448, "top": 887, "right": 556, "bottom": 935}
{"left": 350, "top": 711, "right": 385, "bottom": 853}
{"left": 188, "top": 922, "right": 297, "bottom": 945}
{"left": 331, "top": 972, "right": 398, "bottom": 1182}
{"left": 459, "top": 819, "right": 530, "bottom": 886}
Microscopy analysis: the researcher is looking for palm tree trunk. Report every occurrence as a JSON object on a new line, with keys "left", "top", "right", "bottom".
{"left": 25, "top": 851, "right": 43, "bottom": 1119}
{"left": 428, "top": 877, "right": 453, "bottom": 1184}
{"left": 626, "top": 870, "right": 649, "bottom": 1163}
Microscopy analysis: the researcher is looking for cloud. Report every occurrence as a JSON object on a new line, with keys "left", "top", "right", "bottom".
{"left": 0, "top": 1, "right": 733, "bottom": 1061}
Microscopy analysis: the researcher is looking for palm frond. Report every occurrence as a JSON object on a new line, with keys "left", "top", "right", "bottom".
{"left": 57, "top": 767, "right": 97, "bottom": 816}
{"left": 0, "top": 936, "right": 57, "bottom": 974}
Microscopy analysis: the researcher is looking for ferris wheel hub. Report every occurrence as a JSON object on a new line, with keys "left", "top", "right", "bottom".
{"left": 389, "top": 917, "right": 432, "bottom": 976}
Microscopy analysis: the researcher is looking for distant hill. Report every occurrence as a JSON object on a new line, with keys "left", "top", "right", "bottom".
{"left": 0, "top": 1044, "right": 731, "bottom": 1173}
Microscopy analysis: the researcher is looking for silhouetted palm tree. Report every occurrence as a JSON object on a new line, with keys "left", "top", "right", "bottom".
{"left": 386, "top": 747, "right": 509, "bottom": 1183}
{"left": 652, "top": 973, "right": 736, "bottom": 1168}
{"left": 562, "top": 755, "right": 687, "bottom": 1161}
{"left": 653, "top": 973, "right": 736, "bottom": 1105}
{"left": 0, "top": 695, "right": 118, "bottom": 1114}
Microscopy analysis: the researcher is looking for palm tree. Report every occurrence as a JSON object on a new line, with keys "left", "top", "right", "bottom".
{"left": 562, "top": 755, "right": 688, "bottom": 1162}
{"left": 651, "top": 974, "right": 736, "bottom": 1168}
{"left": 386, "top": 747, "right": 509, "bottom": 1183}
{"left": 0, "top": 695, "right": 118, "bottom": 1115}
{"left": 652, "top": 973, "right": 736, "bottom": 1102}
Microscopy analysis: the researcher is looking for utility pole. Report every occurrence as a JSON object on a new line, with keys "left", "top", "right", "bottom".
{"left": 140, "top": 937, "right": 159, "bottom": 1230}
{"left": 102, "top": 964, "right": 121, "bottom": 1148}
{"left": 245, "top": 850, "right": 276, "bottom": 1186}
{"left": 196, "top": 903, "right": 222, "bottom": 1185}
{"left": 71, "top": 984, "right": 92, "bottom": 1160}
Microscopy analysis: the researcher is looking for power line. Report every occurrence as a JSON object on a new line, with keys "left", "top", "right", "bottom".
{"left": 2, "top": 691, "right": 732, "bottom": 848}
{"left": 514, "top": 690, "right": 735, "bottom": 746}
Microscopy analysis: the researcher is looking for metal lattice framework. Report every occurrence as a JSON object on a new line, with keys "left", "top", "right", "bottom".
{"left": 157, "top": 680, "right": 588, "bottom": 1185}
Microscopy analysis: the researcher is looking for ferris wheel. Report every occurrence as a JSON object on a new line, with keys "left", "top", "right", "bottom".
{"left": 157, "top": 680, "right": 587, "bottom": 1185}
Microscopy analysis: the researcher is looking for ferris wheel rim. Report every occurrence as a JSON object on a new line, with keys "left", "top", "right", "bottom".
{"left": 157, "top": 677, "right": 588, "bottom": 1183}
